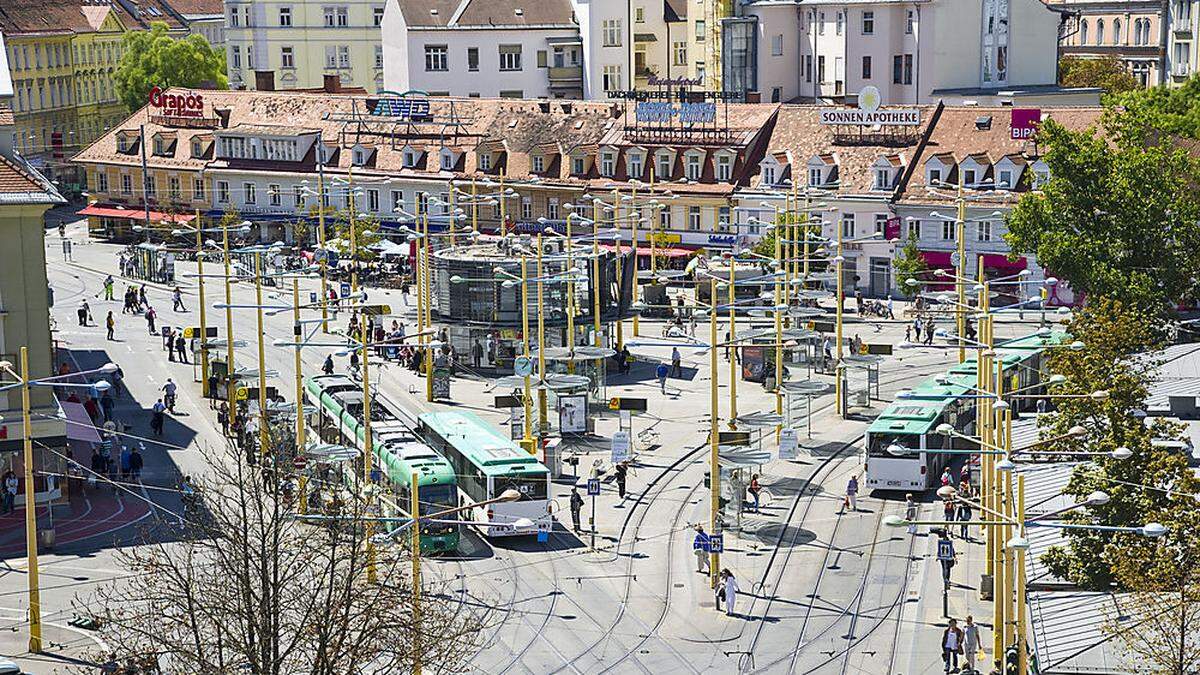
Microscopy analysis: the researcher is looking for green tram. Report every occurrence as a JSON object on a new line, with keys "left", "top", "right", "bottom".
{"left": 864, "top": 330, "right": 1068, "bottom": 491}
{"left": 303, "top": 375, "right": 460, "bottom": 553}
{"left": 417, "top": 411, "right": 554, "bottom": 538}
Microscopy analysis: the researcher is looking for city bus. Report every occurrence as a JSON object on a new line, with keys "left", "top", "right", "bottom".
{"left": 417, "top": 410, "right": 554, "bottom": 537}
{"left": 304, "top": 375, "right": 460, "bottom": 553}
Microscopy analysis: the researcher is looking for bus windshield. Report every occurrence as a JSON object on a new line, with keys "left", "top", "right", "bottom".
{"left": 419, "top": 484, "right": 456, "bottom": 514}
{"left": 867, "top": 433, "right": 920, "bottom": 458}
{"left": 494, "top": 472, "right": 549, "bottom": 501}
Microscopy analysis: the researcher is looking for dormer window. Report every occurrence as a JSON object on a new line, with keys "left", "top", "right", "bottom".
{"left": 627, "top": 151, "right": 644, "bottom": 178}
{"left": 716, "top": 154, "right": 732, "bottom": 182}
{"left": 191, "top": 139, "right": 205, "bottom": 158}
{"left": 600, "top": 150, "right": 616, "bottom": 177}
{"left": 1032, "top": 160, "right": 1050, "bottom": 189}
{"left": 572, "top": 155, "right": 585, "bottom": 175}
{"left": 928, "top": 167, "right": 942, "bottom": 185}
{"left": 439, "top": 148, "right": 457, "bottom": 171}
{"left": 351, "top": 146, "right": 372, "bottom": 166}
{"left": 763, "top": 165, "right": 776, "bottom": 185}
{"left": 656, "top": 151, "right": 673, "bottom": 180}
{"left": 808, "top": 167, "right": 823, "bottom": 187}
{"left": 403, "top": 148, "right": 419, "bottom": 168}
{"left": 874, "top": 168, "right": 894, "bottom": 190}
{"left": 963, "top": 168, "right": 977, "bottom": 186}
{"left": 153, "top": 137, "right": 166, "bottom": 156}
{"left": 997, "top": 169, "right": 1012, "bottom": 189}
{"left": 685, "top": 152, "right": 703, "bottom": 181}
{"left": 532, "top": 155, "right": 545, "bottom": 173}
{"left": 319, "top": 143, "right": 335, "bottom": 164}
{"left": 480, "top": 152, "right": 492, "bottom": 171}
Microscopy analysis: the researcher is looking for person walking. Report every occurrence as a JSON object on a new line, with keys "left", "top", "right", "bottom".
{"left": 844, "top": 474, "right": 859, "bottom": 512}
{"left": 569, "top": 486, "right": 584, "bottom": 532}
{"left": 1, "top": 471, "right": 15, "bottom": 514}
{"left": 957, "top": 495, "right": 973, "bottom": 541}
{"left": 962, "top": 615, "right": 982, "bottom": 673}
{"left": 715, "top": 569, "right": 726, "bottom": 612}
{"left": 89, "top": 448, "right": 107, "bottom": 489}
{"left": 103, "top": 275, "right": 115, "bottom": 301}
{"left": 692, "top": 525, "right": 710, "bottom": 573}
{"left": 722, "top": 569, "right": 740, "bottom": 617}
{"left": 323, "top": 354, "right": 335, "bottom": 376}
{"left": 166, "top": 328, "right": 176, "bottom": 362}
{"left": 905, "top": 493, "right": 918, "bottom": 535}
{"left": 940, "top": 467, "right": 953, "bottom": 488}
{"left": 151, "top": 398, "right": 166, "bottom": 436}
{"left": 472, "top": 339, "right": 484, "bottom": 369}
{"left": 671, "top": 347, "right": 682, "bottom": 378}
{"left": 119, "top": 445, "right": 133, "bottom": 481}
{"left": 100, "top": 389, "right": 115, "bottom": 422}
{"left": 175, "top": 333, "right": 188, "bottom": 364}
{"left": 656, "top": 362, "right": 669, "bottom": 393}
{"left": 943, "top": 497, "right": 957, "bottom": 535}
{"left": 614, "top": 461, "right": 628, "bottom": 500}
{"left": 129, "top": 444, "right": 144, "bottom": 482}
{"left": 748, "top": 474, "right": 762, "bottom": 512}
{"left": 942, "top": 618, "right": 964, "bottom": 673}
{"left": 78, "top": 301, "right": 89, "bottom": 326}
{"left": 138, "top": 285, "right": 148, "bottom": 310}
{"left": 145, "top": 306, "right": 157, "bottom": 335}
{"left": 217, "top": 402, "right": 230, "bottom": 436}
{"left": 106, "top": 311, "right": 115, "bottom": 340}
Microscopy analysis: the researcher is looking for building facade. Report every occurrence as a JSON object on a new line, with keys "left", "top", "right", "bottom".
{"left": 223, "top": 0, "right": 384, "bottom": 92}
{"left": 382, "top": 0, "right": 583, "bottom": 99}
{"left": 1167, "top": 0, "right": 1198, "bottom": 82}
{"left": 1052, "top": 0, "right": 1168, "bottom": 87}
{"left": 741, "top": 0, "right": 1096, "bottom": 107}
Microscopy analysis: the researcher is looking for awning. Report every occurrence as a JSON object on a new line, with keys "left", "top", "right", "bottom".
{"left": 634, "top": 33, "right": 659, "bottom": 42}
{"left": 919, "top": 250, "right": 953, "bottom": 267}
{"left": 77, "top": 204, "right": 196, "bottom": 224}
{"left": 61, "top": 401, "right": 101, "bottom": 444}
{"left": 982, "top": 253, "right": 1027, "bottom": 270}
{"left": 600, "top": 244, "right": 692, "bottom": 258}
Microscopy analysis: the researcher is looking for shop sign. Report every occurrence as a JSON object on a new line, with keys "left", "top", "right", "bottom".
{"left": 707, "top": 234, "right": 736, "bottom": 247}
{"left": 1010, "top": 108, "right": 1042, "bottom": 140}
{"left": 636, "top": 101, "right": 716, "bottom": 124}
{"left": 646, "top": 75, "right": 703, "bottom": 87}
{"left": 820, "top": 86, "right": 920, "bottom": 127}
{"left": 149, "top": 87, "right": 205, "bottom": 118}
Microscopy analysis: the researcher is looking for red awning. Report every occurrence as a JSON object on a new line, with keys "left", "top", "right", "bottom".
{"left": 600, "top": 244, "right": 693, "bottom": 258}
{"left": 77, "top": 205, "right": 196, "bottom": 224}
{"left": 919, "top": 250, "right": 953, "bottom": 267}
{"left": 982, "top": 254, "right": 1027, "bottom": 270}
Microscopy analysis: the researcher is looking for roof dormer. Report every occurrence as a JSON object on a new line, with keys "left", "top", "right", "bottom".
{"left": 598, "top": 145, "right": 620, "bottom": 178}
{"left": 1031, "top": 158, "right": 1050, "bottom": 189}
{"left": 760, "top": 153, "right": 790, "bottom": 187}
{"left": 190, "top": 134, "right": 213, "bottom": 159}
{"left": 871, "top": 154, "right": 903, "bottom": 191}
{"left": 683, "top": 148, "right": 708, "bottom": 181}
{"left": 994, "top": 154, "right": 1026, "bottom": 190}
{"left": 806, "top": 153, "right": 837, "bottom": 188}
{"left": 959, "top": 153, "right": 991, "bottom": 188}
{"left": 924, "top": 153, "right": 953, "bottom": 187}
{"left": 653, "top": 148, "right": 677, "bottom": 181}
{"left": 116, "top": 129, "right": 140, "bottom": 154}
{"left": 568, "top": 148, "right": 594, "bottom": 177}
{"left": 400, "top": 144, "right": 425, "bottom": 170}
{"left": 475, "top": 139, "right": 506, "bottom": 174}
{"left": 624, "top": 146, "right": 647, "bottom": 181}
{"left": 151, "top": 131, "right": 177, "bottom": 157}
{"left": 350, "top": 143, "right": 375, "bottom": 167}
{"left": 319, "top": 142, "right": 338, "bottom": 165}
{"left": 439, "top": 147, "right": 462, "bottom": 172}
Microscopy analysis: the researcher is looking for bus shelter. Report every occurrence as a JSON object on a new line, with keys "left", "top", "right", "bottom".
{"left": 126, "top": 243, "right": 176, "bottom": 283}
{"left": 841, "top": 354, "right": 883, "bottom": 415}
{"left": 539, "top": 346, "right": 614, "bottom": 405}
{"left": 716, "top": 443, "right": 774, "bottom": 534}
{"left": 783, "top": 380, "right": 832, "bottom": 438}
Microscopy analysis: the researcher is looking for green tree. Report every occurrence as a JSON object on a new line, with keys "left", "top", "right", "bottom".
{"left": 892, "top": 232, "right": 928, "bottom": 298}
{"left": 1005, "top": 119, "right": 1200, "bottom": 316}
{"left": 1038, "top": 298, "right": 1197, "bottom": 589}
{"left": 1104, "top": 73, "right": 1200, "bottom": 146}
{"left": 115, "top": 21, "right": 227, "bottom": 111}
{"left": 1058, "top": 56, "right": 1140, "bottom": 96}
{"left": 328, "top": 211, "right": 383, "bottom": 261}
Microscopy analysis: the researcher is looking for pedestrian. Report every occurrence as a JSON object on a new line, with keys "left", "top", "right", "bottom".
{"left": 943, "top": 498, "right": 956, "bottom": 535}
{"left": 942, "top": 618, "right": 964, "bottom": 673}
{"left": 106, "top": 311, "right": 115, "bottom": 340}
{"left": 957, "top": 497, "right": 973, "bottom": 540}
{"left": 722, "top": 569, "right": 739, "bottom": 617}
{"left": 100, "top": 389, "right": 115, "bottom": 422}
{"left": 129, "top": 444, "right": 144, "bottom": 482}
{"left": 472, "top": 339, "right": 483, "bottom": 369}
{"left": 119, "top": 445, "right": 133, "bottom": 480}
{"left": 748, "top": 473, "right": 762, "bottom": 512}
{"left": 905, "top": 493, "right": 918, "bottom": 535}
{"left": 671, "top": 347, "right": 682, "bottom": 378}
{"left": 963, "top": 615, "right": 982, "bottom": 673}
{"left": 89, "top": 448, "right": 107, "bottom": 489}
{"left": 693, "top": 524, "right": 710, "bottom": 573}
{"left": 925, "top": 320, "right": 935, "bottom": 345}
{"left": 569, "top": 486, "right": 584, "bottom": 532}
{"left": 715, "top": 569, "right": 726, "bottom": 611}
{"left": 844, "top": 474, "right": 859, "bottom": 512}
{"left": 104, "top": 275, "right": 114, "bottom": 301}
{"left": 146, "top": 306, "right": 157, "bottom": 335}
{"left": 138, "top": 285, "right": 147, "bottom": 310}
{"left": 166, "top": 328, "right": 176, "bottom": 362}
{"left": 485, "top": 333, "right": 495, "bottom": 364}
{"left": 78, "top": 301, "right": 89, "bottom": 326}
{"left": 855, "top": 289, "right": 863, "bottom": 314}
{"left": 614, "top": 461, "right": 628, "bottom": 500}
{"left": 1, "top": 471, "right": 15, "bottom": 514}
{"left": 175, "top": 333, "right": 188, "bottom": 364}
{"left": 656, "top": 362, "right": 669, "bottom": 393}
{"left": 940, "top": 467, "right": 953, "bottom": 488}
{"left": 151, "top": 399, "right": 166, "bottom": 436}
{"left": 323, "top": 354, "right": 335, "bottom": 376}
{"left": 217, "top": 402, "right": 230, "bottom": 436}
{"left": 162, "top": 378, "right": 177, "bottom": 412}
{"left": 959, "top": 464, "right": 971, "bottom": 490}
{"left": 887, "top": 296, "right": 895, "bottom": 319}
{"left": 905, "top": 324, "right": 912, "bottom": 343}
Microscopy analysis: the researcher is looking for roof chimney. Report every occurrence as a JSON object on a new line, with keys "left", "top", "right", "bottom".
{"left": 254, "top": 70, "right": 276, "bottom": 92}
{"left": 323, "top": 74, "right": 341, "bottom": 94}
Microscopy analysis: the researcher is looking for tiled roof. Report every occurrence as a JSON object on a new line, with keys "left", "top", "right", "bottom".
{"left": 164, "top": 0, "right": 223, "bottom": 16}
{"left": 0, "top": 152, "right": 64, "bottom": 204}
{"left": 756, "top": 104, "right": 937, "bottom": 194}
{"left": 397, "top": 0, "right": 574, "bottom": 28}
{"left": 664, "top": 0, "right": 688, "bottom": 21}
{"left": 0, "top": 0, "right": 184, "bottom": 36}
{"left": 0, "top": 104, "right": 13, "bottom": 127}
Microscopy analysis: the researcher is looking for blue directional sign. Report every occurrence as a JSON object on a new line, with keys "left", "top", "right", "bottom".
{"left": 586, "top": 478, "right": 601, "bottom": 496}
{"left": 709, "top": 534, "right": 724, "bottom": 553}
{"left": 310, "top": 291, "right": 318, "bottom": 303}
{"left": 340, "top": 282, "right": 351, "bottom": 297}
{"left": 937, "top": 538, "right": 955, "bottom": 562}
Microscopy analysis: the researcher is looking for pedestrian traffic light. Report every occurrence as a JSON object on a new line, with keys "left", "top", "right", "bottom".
{"left": 1004, "top": 646, "right": 1019, "bottom": 675}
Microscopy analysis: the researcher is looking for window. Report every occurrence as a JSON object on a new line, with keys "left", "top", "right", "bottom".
{"left": 875, "top": 169, "right": 892, "bottom": 190}
{"left": 696, "top": 19, "right": 706, "bottom": 41}
{"left": 279, "top": 7, "right": 292, "bottom": 26}
{"left": 217, "top": 180, "right": 230, "bottom": 203}
{"left": 718, "top": 206, "right": 731, "bottom": 232}
{"left": 391, "top": 190, "right": 403, "bottom": 212}
{"left": 121, "top": 174, "right": 133, "bottom": 195}
{"left": 772, "top": 34, "right": 784, "bottom": 56}
{"left": 532, "top": 155, "right": 545, "bottom": 173}
{"left": 629, "top": 153, "right": 643, "bottom": 177}
{"left": 818, "top": 55, "right": 826, "bottom": 82}
{"left": 657, "top": 153, "right": 672, "bottom": 179}
{"left": 805, "top": 55, "right": 813, "bottom": 82}
{"left": 716, "top": 154, "right": 731, "bottom": 181}
{"left": 244, "top": 182, "right": 256, "bottom": 204}
{"left": 872, "top": 213, "right": 888, "bottom": 235}
{"left": 1113, "top": 19, "right": 1121, "bottom": 45}
{"left": 97, "top": 172, "right": 108, "bottom": 193}
{"left": 366, "top": 189, "right": 379, "bottom": 211}
{"left": 603, "top": 19, "right": 622, "bottom": 47}
{"left": 762, "top": 165, "right": 776, "bottom": 185}
{"left": 1034, "top": 169, "right": 1050, "bottom": 189}
{"left": 998, "top": 169, "right": 1013, "bottom": 189}
{"left": 862, "top": 56, "right": 872, "bottom": 79}
{"left": 325, "top": 45, "right": 337, "bottom": 68}
{"left": 324, "top": 6, "right": 335, "bottom": 27}
{"left": 771, "top": 87, "right": 782, "bottom": 102}
{"left": 808, "top": 167, "right": 823, "bottom": 187}
{"left": 281, "top": 46, "right": 295, "bottom": 68}
{"left": 572, "top": 156, "right": 585, "bottom": 175}
{"left": 499, "top": 45, "right": 522, "bottom": 71}
{"left": 963, "top": 168, "right": 977, "bottom": 185}
{"left": 685, "top": 153, "right": 702, "bottom": 180}
{"left": 231, "top": 45, "right": 242, "bottom": 69}
{"left": 977, "top": 221, "right": 992, "bottom": 242}
{"left": 547, "top": 198, "right": 560, "bottom": 220}
{"left": 1096, "top": 19, "right": 1105, "bottom": 45}
{"left": 836, "top": 11, "right": 844, "bottom": 35}
{"left": 230, "top": 6, "right": 240, "bottom": 26}
{"left": 818, "top": 12, "right": 826, "bottom": 35}
{"left": 375, "top": 45, "right": 383, "bottom": 69}
{"left": 862, "top": 11, "right": 874, "bottom": 34}
{"left": 268, "top": 184, "right": 281, "bottom": 207}
{"left": 841, "top": 214, "right": 855, "bottom": 238}
{"left": 688, "top": 205, "right": 701, "bottom": 230}
{"left": 374, "top": 6, "right": 384, "bottom": 26}
{"left": 337, "top": 46, "right": 350, "bottom": 69}
{"left": 521, "top": 197, "right": 532, "bottom": 220}
{"left": 600, "top": 151, "right": 615, "bottom": 176}
{"left": 906, "top": 9, "right": 915, "bottom": 34}
{"left": 941, "top": 221, "right": 954, "bottom": 240}
{"left": 659, "top": 207, "right": 671, "bottom": 230}
{"left": 425, "top": 45, "right": 448, "bottom": 71}
{"left": 474, "top": 152, "right": 489, "bottom": 171}
{"left": 352, "top": 147, "right": 368, "bottom": 165}
{"left": 674, "top": 41, "right": 687, "bottom": 66}
{"left": 928, "top": 167, "right": 942, "bottom": 185}
{"left": 193, "top": 178, "right": 205, "bottom": 201}
{"left": 294, "top": 186, "right": 305, "bottom": 207}
{"left": 467, "top": 47, "right": 479, "bottom": 71}
{"left": 907, "top": 219, "right": 920, "bottom": 239}
{"left": 1080, "top": 19, "right": 1088, "bottom": 44}
{"left": 602, "top": 65, "right": 622, "bottom": 91}
{"left": 337, "top": 6, "right": 349, "bottom": 26}
{"left": 441, "top": 151, "right": 454, "bottom": 170}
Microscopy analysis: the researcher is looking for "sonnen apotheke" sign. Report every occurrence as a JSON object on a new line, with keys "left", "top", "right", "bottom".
{"left": 819, "top": 85, "right": 921, "bottom": 127}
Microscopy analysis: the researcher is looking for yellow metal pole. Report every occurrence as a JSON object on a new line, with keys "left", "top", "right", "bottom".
{"left": 294, "top": 280, "right": 308, "bottom": 515}
{"left": 223, "top": 221, "right": 236, "bottom": 425}
{"left": 19, "top": 348, "right": 42, "bottom": 653}
{"left": 196, "top": 211, "right": 210, "bottom": 397}
{"left": 424, "top": 195, "right": 434, "bottom": 403}
{"left": 567, "top": 210, "right": 577, "bottom": 364}
{"left": 774, "top": 208, "right": 784, "bottom": 443}
{"left": 1004, "top": 405, "right": 1015, "bottom": 649}
{"left": 728, "top": 259, "right": 737, "bottom": 428}
{"left": 1017, "top": 473, "right": 1028, "bottom": 675}
{"left": 410, "top": 471, "right": 422, "bottom": 675}
{"left": 631, "top": 181, "right": 640, "bottom": 337}
{"left": 362, "top": 313, "right": 377, "bottom": 584}
{"left": 499, "top": 169, "right": 507, "bottom": 237}
{"left": 349, "top": 173, "right": 359, "bottom": 301}
{"left": 834, "top": 218, "right": 844, "bottom": 416}
{"left": 255, "top": 254, "right": 268, "bottom": 461}
{"left": 471, "top": 177, "right": 478, "bottom": 234}
{"left": 614, "top": 233, "right": 623, "bottom": 351}
{"left": 521, "top": 252, "right": 534, "bottom": 453}
{"left": 956, "top": 185, "right": 967, "bottom": 364}
{"left": 415, "top": 197, "right": 425, "bottom": 346}
{"left": 708, "top": 279, "right": 721, "bottom": 590}
{"left": 593, "top": 236, "right": 601, "bottom": 347}
{"left": 537, "top": 234, "right": 548, "bottom": 441}
{"left": 318, "top": 169, "right": 329, "bottom": 333}
{"left": 993, "top": 355, "right": 1007, "bottom": 663}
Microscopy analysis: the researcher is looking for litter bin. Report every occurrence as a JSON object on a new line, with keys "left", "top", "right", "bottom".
{"left": 37, "top": 528, "right": 55, "bottom": 552}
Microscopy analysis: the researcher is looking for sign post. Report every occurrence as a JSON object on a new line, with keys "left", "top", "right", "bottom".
{"left": 586, "top": 478, "right": 600, "bottom": 549}
{"left": 611, "top": 431, "right": 631, "bottom": 463}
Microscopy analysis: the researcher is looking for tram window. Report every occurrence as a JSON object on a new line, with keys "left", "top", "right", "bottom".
{"left": 868, "top": 434, "right": 918, "bottom": 457}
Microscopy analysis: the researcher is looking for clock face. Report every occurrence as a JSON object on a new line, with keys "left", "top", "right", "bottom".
{"left": 859, "top": 86, "right": 882, "bottom": 112}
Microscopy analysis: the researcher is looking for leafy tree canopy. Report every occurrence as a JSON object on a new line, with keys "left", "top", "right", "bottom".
{"left": 1105, "top": 73, "right": 1200, "bottom": 146}
{"left": 891, "top": 232, "right": 928, "bottom": 299}
{"left": 1059, "top": 56, "right": 1140, "bottom": 97}
{"left": 115, "top": 21, "right": 227, "bottom": 111}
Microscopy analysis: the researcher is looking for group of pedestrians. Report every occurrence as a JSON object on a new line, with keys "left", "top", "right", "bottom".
{"left": 692, "top": 525, "right": 742, "bottom": 617}
{"left": 907, "top": 316, "right": 938, "bottom": 345}
{"left": 89, "top": 442, "right": 145, "bottom": 486}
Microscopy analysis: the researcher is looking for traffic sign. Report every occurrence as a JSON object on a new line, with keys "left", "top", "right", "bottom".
{"left": 586, "top": 478, "right": 601, "bottom": 496}
{"left": 514, "top": 356, "right": 533, "bottom": 377}
{"left": 937, "top": 538, "right": 955, "bottom": 562}
{"left": 779, "top": 428, "right": 798, "bottom": 460}
{"left": 611, "top": 431, "right": 631, "bottom": 463}
{"left": 183, "top": 326, "right": 218, "bottom": 339}
{"left": 709, "top": 534, "right": 724, "bottom": 553}
{"left": 340, "top": 282, "right": 351, "bottom": 297}
{"left": 360, "top": 304, "right": 392, "bottom": 316}
{"left": 293, "top": 456, "right": 308, "bottom": 470}
{"left": 609, "top": 397, "right": 621, "bottom": 411}
{"left": 236, "top": 386, "right": 248, "bottom": 401}
{"left": 310, "top": 292, "right": 318, "bottom": 303}
{"left": 607, "top": 397, "right": 647, "bottom": 412}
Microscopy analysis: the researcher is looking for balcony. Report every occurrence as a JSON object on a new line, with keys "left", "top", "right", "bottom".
{"left": 1173, "top": 63, "right": 1192, "bottom": 77}
{"left": 548, "top": 65, "right": 583, "bottom": 84}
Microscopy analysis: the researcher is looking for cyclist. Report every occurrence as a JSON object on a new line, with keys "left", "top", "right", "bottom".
{"left": 161, "top": 378, "right": 178, "bottom": 412}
